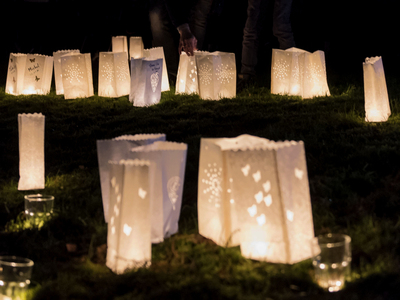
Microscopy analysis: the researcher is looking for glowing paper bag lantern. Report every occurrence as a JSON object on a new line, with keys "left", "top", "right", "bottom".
{"left": 175, "top": 52, "right": 199, "bottom": 94}
{"left": 96, "top": 134, "right": 166, "bottom": 222}
{"left": 363, "top": 56, "right": 391, "bottom": 122}
{"left": 112, "top": 36, "right": 128, "bottom": 54}
{"left": 130, "top": 58, "right": 163, "bottom": 106}
{"left": 271, "top": 47, "right": 330, "bottom": 98}
{"left": 143, "top": 47, "right": 170, "bottom": 91}
{"left": 196, "top": 51, "right": 236, "bottom": 100}
{"left": 106, "top": 159, "right": 153, "bottom": 274}
{"left": 18, "top": 113, "right": 45, "bottom": 190}
{"left": 98, "top": 52, "right": 130, "bottom": 97}
{"left": 61, "top": 53, "right": 94, "bottom": 99}
{"left": 130, "top": 141, "right": 188, "bottom": 243}
{"left": 6, "top": 53, "right": 53, "bottom": 95}
{"left": 129, "top": 36, "right": 144, "bottom": 59}
{"left": 53, "top": 50, "right": 80, "bottom": 95}
{"left": 198, "top": 135, "right": 314, "bottom": 264}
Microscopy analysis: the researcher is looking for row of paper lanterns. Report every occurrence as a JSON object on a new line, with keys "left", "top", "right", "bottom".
{"left": 6, "top": 38, "right": 391, "bottom": 122}
{"left": 17, "top": 112, "right": 314, "bottom": 273}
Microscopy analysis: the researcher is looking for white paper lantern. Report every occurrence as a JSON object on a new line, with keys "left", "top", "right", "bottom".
{"left": 6, "top": 53, "right": 53, "bottom": 95}
{"left": 96, "top": 134, "right": 166, "bottom": 222}
{"left": 130, "top": 141, "right": 188, "bottom": 243}
{"left": 61, "top": 53, "right": 94, "bottom": 99}
{"left": 98, "top": 52, "right": 130, "bottom": 97}
{"left": 129, "top": 36, "right": 144, "bottom": 59}
{"left": 53, "top": 50, "right": 80, "bottom": 95}
{"left": 130, "top": 57, "right": 163, "bottom": 106}
{"left": 271, "top": 47, "right": 330, "bottom": 99}
{"left": 175, "top": 52, "right": 199, "bottom": 95}
{"left": 106, "top": 159, "right": 153, "bottom": 274}
{"left": 143, "top": 47, "right": 170, "bottom": 91}
{"left": 196, "top": 51, "right": 236, "bottom": 100}
{"left": 18, "top": 113, "right": 45, "bottom": 191}
{"left": 363, "top": 56, "right": 391, "bottom": 122}
{"left": 198, "top": 134, "right": 314, "bottom": 264}
{"left": 112, "top": 36, "right": 128, "bottom": 54}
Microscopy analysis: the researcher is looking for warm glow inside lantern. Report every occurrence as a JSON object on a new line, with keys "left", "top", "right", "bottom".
{"left": 363, "top": 56, "right": 391, "bottom": 122}
{"left": 143, "top": 47, "right": 170, "bottom": 91}
{"left": 18, "top": 113, "right": 45, "bottom": 191}
{"left": 96, "top": 134, "right": 166, "bottom": 222}
{"left": 130, "top": 57, "right": 163, "bottom": 106}
{"left": 53, "top": 50, "right": 80, "bottom": 95}
{"left": 271, "top": 47, "right": 330, "bottom": 99}
{"left": 129, "top": 36, "right": 144, "bottom": 59}
{"left": 112, "top": 36, "right": 128, "bottom": 54}
{"left": 175, "top": 52, "right": 199, "bottom": 95}
{"left": 195, "top": 51, "right": 236, "bottom": 100}
{"left": 129, "top": 141, "right": 188, "bottom": 243}
{"left": 198, "top": 135, "right": 314, "bottom": 264}
{"left": 106, "top": 159, "right": 153, "bottom": 274}
{"left": 61, "top": 53, "right": 94, "bottom": 99}
{"left": 98, "top": 52, "right": 130, "bottom": 97}
{"left": 6, "top": 53, "right": 53, "bottom": 95}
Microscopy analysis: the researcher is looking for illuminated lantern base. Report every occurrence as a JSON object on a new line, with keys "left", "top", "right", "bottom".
{"left": 98, "top": 52, "right": 130, "bottom": 97}
{"left": 53, "top": 50, "right": 80, "bottom": 95}
{"left": 363, "top": 56, "right": 391, "bottom": 122}
{"left": 130, "top": 36, "right": 144, "bottom": 59}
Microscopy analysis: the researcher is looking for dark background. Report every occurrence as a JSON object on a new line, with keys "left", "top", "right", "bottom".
{"left": 1, "top": 0, "right": 399, "bottom": 85}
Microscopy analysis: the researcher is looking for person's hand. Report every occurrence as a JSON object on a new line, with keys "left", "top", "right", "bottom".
{"left": 177, "top": 23, "right": 197, "bottom": 56}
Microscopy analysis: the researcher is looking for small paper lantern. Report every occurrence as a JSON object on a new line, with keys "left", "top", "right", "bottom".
{"left": 18, "top": 113, "right": 45, "bottom": 191}
{"left": 129, "top": 36, "right": 144, "bottom": 59}
{"left": 106, "top": 159, "right": 153, "bottom": 274}
{"left": 96, "top": 134, "right": 166, "bottom": 222}
{"left": 61, "top": 53, "right": 94, "bottom": 99}
{"left": 271, "top": 47, "right": 330, "bottom": 99}
{"left": 175, "top": 52, "right": 199, "bottom": 95}
{"left": 198, "top": 134, "right": 314, "bottom": 264}
{"left": 98, "top": 52, "right": 131, "bottom": 97}
{"left": 130, "top": 57, "right": 163, "bottom": 106}
{"left": 196, "top": 51, "right": 236, "bottom": 100}
{"left": 130, "top": 141, "right": 188, "bottom": 243}
{"left": 112, "top": 36, "right": 128, "bottom": 54}
{"left": 6, "top": 53, "right": 53, "bottom": 95}
{"left": 363, "top": 56, "right": 391, "bottom": 122}
{"left": 143, "top": 47, "right": 170, "bottom": 91}
{"left": 53, "top": 50, "right": 80, "bottom": 95}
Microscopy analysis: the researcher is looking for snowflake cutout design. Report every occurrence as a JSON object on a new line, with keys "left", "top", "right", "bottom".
{"left": 202, "top": 163, "right": 223, "bottom": 207}
{"left": 101, "top": 62, "right": 114, "bottom": 83}
{"left": 216, "top": 63, "right": 234, "bottom": 84}
{"left": 64, "top": 63, "right": 84, "bottom": 84}
{"left": 116, "top": 60, "right": 129, "bottom": 82}
{"left": 306, "top": 62, "right": 323, "bottom": 84}
{"left": 198, "top": 63, "right": 212, "bottom": 86}
{"left": 273, "top": 58, "right": 289, "bottom": 81}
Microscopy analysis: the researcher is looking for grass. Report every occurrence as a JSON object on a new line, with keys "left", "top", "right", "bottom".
{"left": 1, "top": 74, "right": 400, "bottom": 299}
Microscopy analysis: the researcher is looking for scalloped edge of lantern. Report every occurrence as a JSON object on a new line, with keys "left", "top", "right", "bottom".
{"left": 113, "top": 134, "right": 166, "bottom": 141}
{"left": 130, "top": 141, "right": 187, "bottom": 152}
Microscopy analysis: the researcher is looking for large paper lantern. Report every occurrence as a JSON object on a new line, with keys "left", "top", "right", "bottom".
{"left": 129, "top": 57, "right": 163, "bottom": 106}
{"left": 363, "top": 56, "right": 391, "bottom": 122}
{"left": 198, "top": 134, "right": 314, "bottom": 264}
{"left": 6, "top": 53, "right": 53, "bottom": 95}
{"left": 271, "top": 47, "right": 330, "bottom": 99}
{"left": 196, "top": 51, "right": 236, "bottom": 100}
{"left": 112, "top": 36, "right": 128, "bottom": 54}
{"left": 18, "top": 113, "right": 45, "bottom": 191}
{"left": 106, "top": 159, "right": 153, "bottom": 274}
{"left": 143, "top": 47, "right": 170, "bottom": 91}
{"left": 61, "top": 53, "right": 94, "bottom": 99}
{"left": 98, "top": 52, "right": 130, "bottom": 97}
{"left": 96, "top": 134, "right": 166, "bottom": 222}
{"left": 129, "top": 36, "right": 144, "bottom": 59}
{"left": 130, "top": 141, "right": 188, "bottom": 243}
{"left": 53, "top": 50, "right": 80, "bottom": 95}
{"left": 175, "top": 52, "right": 199, "bottom": 95}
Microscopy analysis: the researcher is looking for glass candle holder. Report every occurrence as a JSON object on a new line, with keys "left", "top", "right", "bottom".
{"left": 24, "top": 194, "right": 54, "bottom": 225}
{"left": 311, "top": 233, "right": 352, "bottom": 292}
{"left": 0, "top": 256, "right": 34, "bottom": 300}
